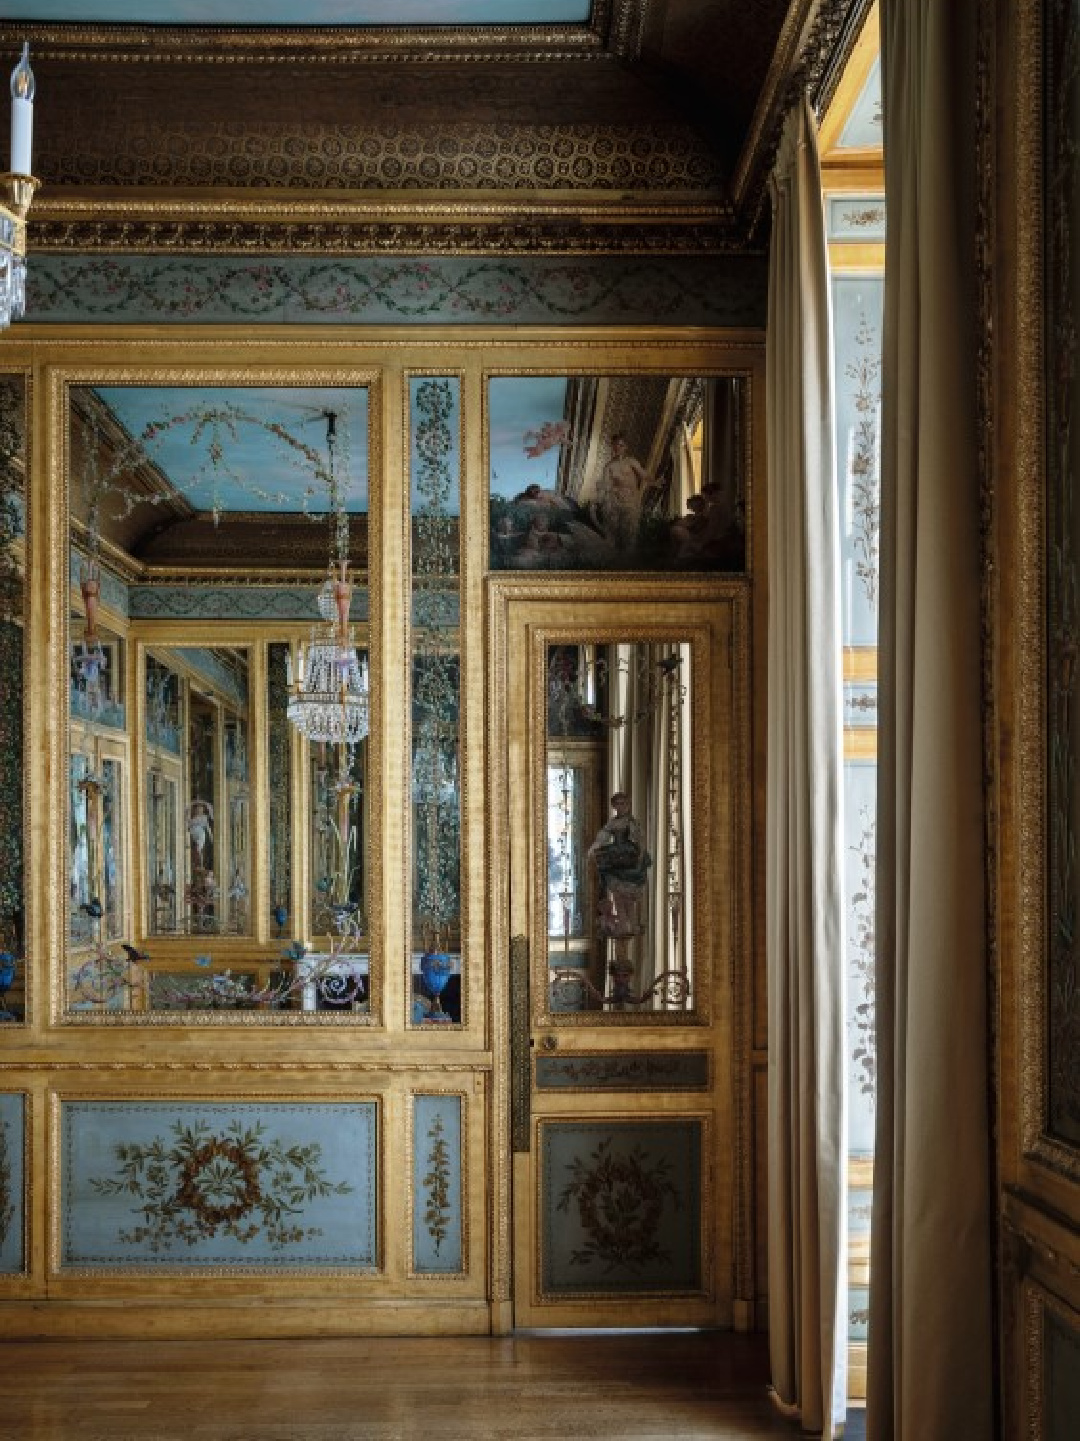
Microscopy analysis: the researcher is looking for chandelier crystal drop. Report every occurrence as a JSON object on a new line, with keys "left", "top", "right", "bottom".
{"left": 285, "top": 413, "right": 370, "bottom": 747}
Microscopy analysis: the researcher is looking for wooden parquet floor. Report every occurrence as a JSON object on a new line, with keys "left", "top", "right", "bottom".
{"left": 0, "top": 1332, "right": 798, "bottom": 1441}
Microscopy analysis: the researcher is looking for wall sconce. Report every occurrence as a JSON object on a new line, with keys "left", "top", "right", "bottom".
{"left": 1, "top": 43, "right": 38, "bottom": 331}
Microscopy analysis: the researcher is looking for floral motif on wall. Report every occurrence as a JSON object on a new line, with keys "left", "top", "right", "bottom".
{"left": 89, "top": 1119, "right": 352, "bottom": 1253}
{"left": 846, "top": 313, "right": 882, "bottom": 609}
{"left": 421, "top": 1112, "right": 453, "bottom": 1256}
{"left": 28, "top": 256, "right": 767, "bottom": 327}
{"left": 848, "top": 805, "right": 877, "bottom": 1102}
{"left": 556, "top": 1136, "right": 680, "bottom": 1274}
{"left": 0, "top": 1116, "right": 13, "bottom": 1251}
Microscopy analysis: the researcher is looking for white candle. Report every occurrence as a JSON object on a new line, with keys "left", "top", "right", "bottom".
{"left": 10, "top": 43, "right": 34, "bottom": 177}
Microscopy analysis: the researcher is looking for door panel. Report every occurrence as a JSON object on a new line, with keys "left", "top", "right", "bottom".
{"left": 497, "top": 582, "right": 749, "bottom": 1329}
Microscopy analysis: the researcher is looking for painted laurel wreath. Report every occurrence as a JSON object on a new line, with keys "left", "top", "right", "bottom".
{"left": 556, "top": 1137, "right": 680, "bottom": 1274}
{"left": 90, "top": 1120, "right": 352, "bottom": 1253}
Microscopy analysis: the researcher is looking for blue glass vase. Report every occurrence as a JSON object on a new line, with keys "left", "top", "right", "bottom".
{"left": 0, "top": 951, "right": 17, "bottom": 1022}
{"left": 419, "top": 951, "right": 453, "bottom": 1020}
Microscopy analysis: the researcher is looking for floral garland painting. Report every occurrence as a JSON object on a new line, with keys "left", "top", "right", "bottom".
{"left": 89, "top": 1119, "right": 352, "bottom": 1254}
{"left": 555, "top": 1137, "right": 680, "bottom": 1275}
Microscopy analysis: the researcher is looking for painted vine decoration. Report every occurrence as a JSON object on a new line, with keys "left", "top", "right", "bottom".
{"left": 422, "top": 1112, "right": 453, "bottom": 1255}
{"left": 846, "top": 312, "right": 882, "bottom": 609}
{"left": 0, "top": 1115, "right": 14, "bottom": 1252}
{"left": 89, "top": 1119, "right": 352, "bottom": 1252}
{"left": 848, "top": 806, "right": 877, "bottom": 1102}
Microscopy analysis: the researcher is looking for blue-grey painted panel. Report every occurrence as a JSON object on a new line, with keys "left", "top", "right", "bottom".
{"left": 0, "top": 1093, "right": 26, "bottom": 1274}
{"left": 25, "top": 256, "right": 768, "bottom": 328}
{"left": 61, "top": 1101, "right": 377, "bottom": 1268}
{"left": 540, "top": 1119, "right": 701, "bottom": 1295}
{"left": 833, "top": 275, "right": 883, "bottom": 650}
{"left": 535, "top": 1051, "right": 710, "bottom": 1091}
{"left": 827, "top": 195, "right": 887, "bottom": 243}
{"left": 3, "top": 2, "right": 591, "bottom": 24}
{"left": 129, "top": 585, "right": 370, "bottom": 621}
{"left": 838, "top": 55, "right": 882, "bottom": 150}
{"left": 1047, "top": 1307, "right": 1080, "bottom": 1441}
{"left": 172, "top": 646, "right": 247, "bottom": 707}
{"left": 412, "top": 1094, "right": 464, "bottom": 1275}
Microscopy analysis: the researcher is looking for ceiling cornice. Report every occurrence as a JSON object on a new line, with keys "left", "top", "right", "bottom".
{"left": 3, "top": 0, "right": 872, "bottom": 256}
{"left": 731, "top": 0, "right": 875, "bottom": 234}
{"left": 0, "top": 2, "right": 615, "bottom": 63}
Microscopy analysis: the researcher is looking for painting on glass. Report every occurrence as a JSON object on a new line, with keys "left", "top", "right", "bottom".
{"left": 489, "top": 376, "right": 745, "bottom": 573}
{"left": 63, "top": 382, "right": 373, "bottom": 1019}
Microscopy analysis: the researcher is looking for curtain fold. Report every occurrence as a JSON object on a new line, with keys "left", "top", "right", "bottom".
{"left": 765, "top": 92, "right": 847, "bottom": 1437}
{"left": 868, "top": 4, "right": 993, "bottom": 1438}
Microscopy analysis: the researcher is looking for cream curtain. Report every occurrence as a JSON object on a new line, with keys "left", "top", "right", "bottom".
{"left": 765, "top": 93, "right": 847, "bottom": 1436}
{"left": 868, "top": 4, "right": 993, "bottom": 1438}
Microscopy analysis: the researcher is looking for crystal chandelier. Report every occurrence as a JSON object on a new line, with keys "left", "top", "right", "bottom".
{"left": 286, "top": 412, "right": 370, "bottom": 746}
{"left": 1, "top": 44, "right": 38, "bottom": 332}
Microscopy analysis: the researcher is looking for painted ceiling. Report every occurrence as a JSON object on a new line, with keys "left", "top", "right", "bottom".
{"left": 92, "top": 386, "right": 369, "bottom": 514}
{"left": 3, "top": 2, "right": 591, "bottom": 25}
{"left": 489, "top": 377, "right": 569, "bottom": 500}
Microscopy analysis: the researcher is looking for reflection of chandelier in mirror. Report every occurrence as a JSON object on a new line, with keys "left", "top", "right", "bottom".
{"left": 286, "top": 411, "right": 370, "bottom": 746}
{"left": 1, "top": 45, "right": 38, "bottom": 331}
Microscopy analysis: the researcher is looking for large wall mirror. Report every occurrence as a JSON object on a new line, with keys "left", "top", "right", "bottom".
{"left": 488, "top": 374, "right": 748, "bottom": 573}
{"left": 62, "top": 380, "right": 377, "bottom": 1021}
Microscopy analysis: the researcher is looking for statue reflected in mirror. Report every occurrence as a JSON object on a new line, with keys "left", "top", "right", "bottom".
{"left": 490, "top": 376, "right": 746, "bottom": 573}
{"left": 590, "top": 791, "right": 651, "bottom": 938}
{"left": 547, "top": 641, "right": 692, "bottom": 1015}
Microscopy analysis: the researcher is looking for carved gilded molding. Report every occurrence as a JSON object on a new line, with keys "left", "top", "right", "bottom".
{"left": 29, "top": 215, "right": 739, "bottom": 260}
{"left": 733, "top": 0, "right": 875, "bottom": 232}
{"left": 0, "top": 14, "right": 611, "bottom": 64}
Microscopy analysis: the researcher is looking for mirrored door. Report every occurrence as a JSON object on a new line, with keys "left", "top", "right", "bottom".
{"left": 495, "top": 582, "right": 750, "bottom": 1329}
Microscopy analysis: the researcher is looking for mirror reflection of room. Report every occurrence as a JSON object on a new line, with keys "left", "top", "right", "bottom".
{"left": 490, "top": 375, "right": 745, "bottom": 573}
{"left": 546, "top": 640, "right": 693, "bottom": 1015}
{"left": 65, "top": 384, "right": 373, "bottom": 1018}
